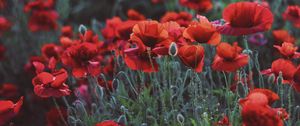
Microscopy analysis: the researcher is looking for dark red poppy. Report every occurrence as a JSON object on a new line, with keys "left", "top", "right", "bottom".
{"left": 101, "top": 17, "right": 122, "bottom": 40}
{"left": 261, "top": 59, "right": 297, "bottom": 84}
{"left": 60, "top": 37, "right": 74, "bottom": 49}
{"left": 61, "top": 25, "right": 73, "bottom": 38}
{"left": 183, "top": 16, "right": 221, "bottom": 45}
{"left": 179, "top": 0, "right": 213, "bottom": 13}
{"left": 24, "top": 56, "right": 47, "bottom": 74}
{"left": 41, "top": 43, "right": 63, "bottom": 60}
{"left": 282, "top": 5, "right": 300, "bottom": 28}
{"left": 24, "top": 0, "right": 55, "bottom": 12}
{"left": 217, "top": 2, "right": 273, "bottom": 36}
{"left": 95, "top": 120, "right": 121, "bottom": 126}
{"left": 0, "top": 83, "right": 19, "bottom": 99}
{"left": 272, "top": 30, "right": 296, "bottom": 44}
{"left": 151, "top": 0, "right": 164, "bottom": 4}
{"left": 0, "top": 16, "right": 12, "bottom": 35}
{"left": 28, "top": 10, "right": 58, "bottom": 32}
{"left": 61, "top": 42, "right": 101, "bottom": 78}
{"left": 127, "top": 9, "right": 146, "bottom": 21}
{"left": 0, "top": 43, "right": 5, "bottom": 61}
{"left": 32, "top": 69, "right": 71, "bottom": 97}
{"left": 0, "top": 96, "right": 23, "bottom": 126}
{"left": 239, "top": 89, "right": 287, "bottom": 126}
{"left": 212, "top": 42, "right": 249, "bottom": 72}
{"left": 178, "top": 45, "right": 205, "bottom": 72}
{"left": 274, "top": 42, "right": 300, "bottom": 59}
{"left": 160, "top": 11, "right": 193, "bottom": 27}
{"left": 46, "top": 107, "right": 68, "bottom": 126}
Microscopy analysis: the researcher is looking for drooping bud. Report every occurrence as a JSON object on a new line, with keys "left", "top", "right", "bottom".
{"left": 169, "top": 42, "right": 178, "bottom": 56}
{"left": 277, "top": 71, "right": 283, "bottom": 85}
{"left": 267, "top": 73, "right": 275, "bottom": 84}
{"left": 177, "top": 113, "right": 185, "bottom": 125}
{"left": 78, "top": 24, "right": 87, "bottom": 36}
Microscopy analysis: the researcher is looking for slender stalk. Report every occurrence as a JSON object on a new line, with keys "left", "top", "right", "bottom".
{"left": 52, "top": 97, "right": 68, "bottom": 126}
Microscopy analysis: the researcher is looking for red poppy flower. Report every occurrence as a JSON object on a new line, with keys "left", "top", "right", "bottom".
{"left": 95, "top": 120, "right": 121, "bottom": 126}
{"left": 46, "top": 107, "right": 68, "bottom": 126}
{"left": 274, "top": 42, "right": 300, "bottom": 59}
{"left": 162, "top": 21, "right": 187, "bottom": 46}
{"left": 0, "top": 83, "right": 19, "bottom": 99}
{"left": 217, "top": 2, "right": 273, "bottom": 36}
{"left": 178, "top": 45, "right": 205, "bottom": 72}
{"left": 41, "top": 43, "right": 63, "bottom": 61}
{"left": 272, "top": 30, "right": 296, "bottom": 44}
{"left": 79, "top": 30, "right": 101, "bottom": 44}
{"left": 261, "top": 59, "right": 297, "bottom": 84}
{"left": 160, "top": 12, "right": 193, "bottom": 27}
{"left": 282, "top": 5, "right": 300, "bottom": 28}
{"left": 179, "top": 0, "right": 213, "bottom": 13}
{"left": 0, "top": 16, "right": 12, "bottom": 35}
{"left": 0, "top": 43, "right": 5, "bottom": 61}
{"left": 212, "top": 42, "right": 249, "bottom": 72}
{"left": 183, "top": 16, "right": 221, "bottom": 45}
{"left": 151, "top": 0, "right": 164, "bottom": 4}
{"left": 127, "top": 9, "right": 146, "bottom": 21}
{"left": 28, "top": 10, "right": 58, "bottom": 32}
{"left": 124, "top": 21, "right": 170, "bottom": 72}
{"left": 239, "top": 89, "right": 287, "bottom": 126}
{"left": 101, "top": 17, "right": 122, "bottom": 40}
{"left": 61, "top": 25, "right": 73, "bottom": 38}
{"left": 61, "top": 42, "right": 101, "bottom": 78}
{"left": 32, "top": 69, "right": 71, "bottom": 97}
{"left": 24, "top": 0, "right": 55, "bottom": 12}
{"left": 131, "top": 20, "right": 170, "bottom": 51}
{"left": 0, "top": 96, "right": 23, "bottom": 126}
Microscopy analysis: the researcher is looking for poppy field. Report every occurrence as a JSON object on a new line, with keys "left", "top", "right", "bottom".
{"left": 1, "top": 0, "right": 300, "bottom": 126}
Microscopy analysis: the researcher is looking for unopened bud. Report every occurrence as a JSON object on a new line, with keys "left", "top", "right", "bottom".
{"left": 78, "top": 24, "right": 87, "bottom": 36}
{"left": 169, "top": 42, "right": 178, "bottom": 56}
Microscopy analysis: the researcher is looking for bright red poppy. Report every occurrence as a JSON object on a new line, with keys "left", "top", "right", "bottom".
{"left": 46, "top": 107, "right": 68, "bottom": 126}
{"left": 116, "top": 20, "right": 138, "bottom": 40}
{"left": 178, "top": 45, "right": 205, "bottom": 72}
{"left": 162, "top": 21, "right": 186, "bottom": 46}
{"left": 127, "top": 9, "right": 146, "bottom": 21}
{"left": 272, "top": 30, "right": 296, "bottom": 44}
{"left": 0, "top": 96, "right": 23, "bottom": 126}
{"left": 183, "top": 16, "right": 221, "bottom": 45}
{"left": 124, "top": 21, "right": 171, "bottom": 72}
{"left": 61, "top": 42, "right": 101, "bottom": 78}
{"left": 261, "top": 59, "right": 297, "bottom": 84}
{"left": 101, "top": 17, "right": 123, "bottom": 40}
{"left": 214, "top": 116, "right": 231, "bottom": 126}
{"left": 32, "top": 69, "right": 71, "bottom": 97}
{"left": 160, "top": 11, "right": 193, "bottom": 27}
{"left": 24, "top": 0, "right": 55, "bottom": 12}
{"left": 0, "top": 16, "right": 12, "bottom": 36}
{"left": 179, "top": 0, "right": 213, "bottom": 13}
{"left": 0, "top": 43, "right": 5, "bottom": 61}
{"left": 274, "top": 42, "right": 300, "bottom": 59}
{"left": 282, "top": 5, "right": 300, "bottom": 28}
{"left": 217, "top": 2, "right": 273, "bottom": 36}
{"left": 212, "top": 42, "right": 249, "bottom": 72}
{"left": 239, "top": 89, "right": 287, "bottom": 126}
{"left": 95, "top": 120, "right": 121, "bottom": 126}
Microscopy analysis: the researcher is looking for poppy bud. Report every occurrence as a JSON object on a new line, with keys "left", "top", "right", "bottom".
{"left": 78, "top": 24, "right": 87, "bottom": 36}
{"left": 169, "top": 42, "right": 178, "bottom": 56}
{"left": 267, "top": 73, "right": 275, "bottom": 84}
{"left": 177, "top": 113, "right": 185, "bottom": 125}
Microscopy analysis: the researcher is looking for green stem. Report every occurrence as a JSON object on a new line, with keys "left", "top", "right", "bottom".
{"left": 52, "top": 97, "right": 68, "bottom": 126}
